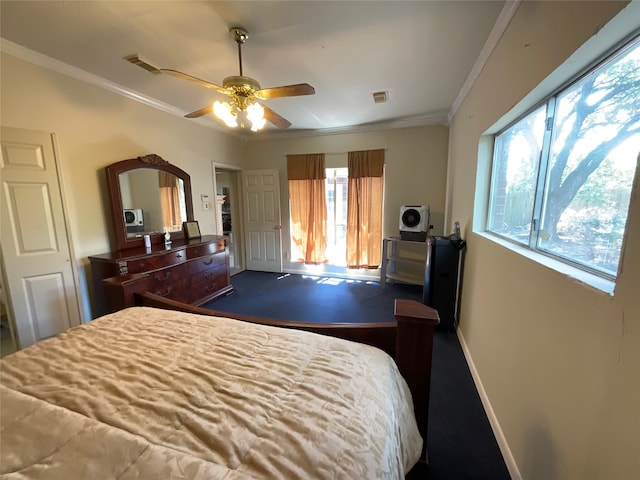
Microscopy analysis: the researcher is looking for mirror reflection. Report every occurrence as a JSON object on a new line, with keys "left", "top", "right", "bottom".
{"left": 119, "top": 168, "right": 187, "bottom": 238}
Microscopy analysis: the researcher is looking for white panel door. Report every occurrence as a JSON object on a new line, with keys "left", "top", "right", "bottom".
{"left": 242, "top": 169, "right": 282, "bottom": 272}
{"left": 0, "top": 127, "right": 80, "bottom": 348}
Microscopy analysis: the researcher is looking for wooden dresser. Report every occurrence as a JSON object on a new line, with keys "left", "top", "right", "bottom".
{"left": 89, "top": 235, "right": 233, "bottom": 316}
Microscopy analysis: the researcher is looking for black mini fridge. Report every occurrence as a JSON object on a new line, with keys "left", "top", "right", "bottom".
{"left": 423, "top": 235, "right": 466, "bottom": 331}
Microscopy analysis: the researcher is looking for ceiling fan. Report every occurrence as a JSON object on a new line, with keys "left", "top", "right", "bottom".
{"left": 126, "top": 27, "right": 315, "bottom": 131}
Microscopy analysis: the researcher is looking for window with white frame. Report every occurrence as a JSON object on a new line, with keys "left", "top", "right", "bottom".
{"left": 487, "top": 36, "right": 639, "bottom": 279}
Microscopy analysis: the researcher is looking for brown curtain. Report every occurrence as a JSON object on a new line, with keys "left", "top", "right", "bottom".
{"left": 346, "top": 149, "right": 384, "bottom": 268}
{"left": 287, "top": 153, "right": 327, "bottom": 264}
{"left": 158, "top": 172, "right": 181, "bottom": 229}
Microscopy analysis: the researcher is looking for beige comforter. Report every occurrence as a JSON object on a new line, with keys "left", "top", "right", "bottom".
{"left": 0, "top": 306, "right": 422, "bottom": 479}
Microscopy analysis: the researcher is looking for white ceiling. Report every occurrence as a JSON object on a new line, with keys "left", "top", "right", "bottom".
{"left": 0, "top": 0, "right": 508, "bottom": 136}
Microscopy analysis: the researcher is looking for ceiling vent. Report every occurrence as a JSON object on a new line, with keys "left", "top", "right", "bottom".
{"left": 372, "top": 91, "right": 388, "bottom": 103}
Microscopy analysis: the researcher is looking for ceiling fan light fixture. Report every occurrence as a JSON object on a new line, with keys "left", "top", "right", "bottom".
{"left": 213, "top": 99, "right": 266, "bottom": 132}
{"left": 247, "top": 103, "right": 266, "bottom": 132}
{"left": 213, "top": 101, "right": 238, "bottom": 128}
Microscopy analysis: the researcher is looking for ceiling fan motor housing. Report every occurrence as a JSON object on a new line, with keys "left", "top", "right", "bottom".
{"left": 222, "top": 75, "right": 261, "bottom": 93}
{"left": 222, "top": 75, "right": 262, "bottom": 110}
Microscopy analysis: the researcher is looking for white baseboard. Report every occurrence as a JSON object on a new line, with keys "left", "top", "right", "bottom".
{"left": 456, "top": 328, "right": 523, "bottom": 480}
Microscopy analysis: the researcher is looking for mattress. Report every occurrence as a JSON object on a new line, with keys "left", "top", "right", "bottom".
{"left": 0, "top": 306, "right": 422, "bottom": 479}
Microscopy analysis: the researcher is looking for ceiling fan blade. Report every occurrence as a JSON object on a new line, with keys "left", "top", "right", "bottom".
{"left": 126, "top": 55, "right": 229, "bottom": 94}
{"left": 262, "top": 104, "right": 292, "bottom": 129}
{"left": 185, "top": 105, "right": 213, "bottom": 119}
{"left": 256, "top": 83, "right": 315, "bottom": 99}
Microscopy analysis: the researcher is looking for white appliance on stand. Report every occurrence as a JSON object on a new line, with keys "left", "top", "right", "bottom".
{"left": 399, "top": 205, "right": 430, "bottom": 241}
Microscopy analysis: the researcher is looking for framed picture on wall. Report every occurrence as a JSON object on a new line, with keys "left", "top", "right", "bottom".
{"left": 183, "top": 221, "right": 201, "bottom": 240}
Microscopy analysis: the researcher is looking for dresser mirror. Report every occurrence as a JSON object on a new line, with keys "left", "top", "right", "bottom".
{"left": 105, "top": 154, "right": 194, "bottom": 251}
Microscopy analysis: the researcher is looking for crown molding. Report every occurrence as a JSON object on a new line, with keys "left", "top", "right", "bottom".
{"left": 447, "top": 0, "right": 523, "bottom": 124}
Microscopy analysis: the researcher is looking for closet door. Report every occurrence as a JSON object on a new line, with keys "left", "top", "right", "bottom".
{"left": 0, "top": 127, "right": 80, "bottom": 348}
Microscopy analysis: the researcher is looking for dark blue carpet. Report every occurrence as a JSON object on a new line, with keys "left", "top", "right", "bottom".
{"left": 203, "top": 271, "right": 511, "bottom": 480}
{"left": 204, "top": 270, "right": 423, "bottom": 323}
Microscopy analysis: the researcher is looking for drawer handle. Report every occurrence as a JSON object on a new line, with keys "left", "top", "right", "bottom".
{"left": 137, "top": 263, "right": 146, "bottom": 270}
{"left": 154, "top": 286, "right": 172, "bottom": 297}
{"left": 176, "top": 253, "right": 183, "bottom": 258}
{"left": 203, "top": 272, "right": 213, "bottom": 279}
{"left": 204, "top": 258, "right": 214, "bottom": 265}
{"left": 154, "top": 271, "right": 171, "bottom": 282}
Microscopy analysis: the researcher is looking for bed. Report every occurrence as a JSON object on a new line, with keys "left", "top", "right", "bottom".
{"left": 0, "top": 294, "right": 438, "bottom": 479}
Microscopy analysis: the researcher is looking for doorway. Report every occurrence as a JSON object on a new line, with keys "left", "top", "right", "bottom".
{"left": 213, "top": 165, "right": 243, "bottom": 275}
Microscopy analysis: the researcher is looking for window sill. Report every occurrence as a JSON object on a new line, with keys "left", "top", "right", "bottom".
{"left": 476, "top": 231, "right": 615, "bottom": 296}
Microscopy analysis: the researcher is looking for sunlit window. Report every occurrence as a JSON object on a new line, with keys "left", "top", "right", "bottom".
{"left": 487, "top": 36, "right": 639, "bottom": 279}
{"left": 325, "top": 168, "right": 349, "bottom": 266}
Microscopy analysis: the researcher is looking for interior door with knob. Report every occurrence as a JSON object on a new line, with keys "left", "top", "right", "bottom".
{"left": 0, "top": 127, "right": 81, "bottom": 348}
{"left": 242, "top": 169, "right": 282, "bottom": 272}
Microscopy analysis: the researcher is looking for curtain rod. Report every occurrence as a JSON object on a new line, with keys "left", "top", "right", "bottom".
{"left": 284, "top": 148, "right": 387, "bottom": 157}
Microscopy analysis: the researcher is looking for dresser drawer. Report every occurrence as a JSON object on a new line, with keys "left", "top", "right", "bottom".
{"left": 190, "top": 264, "right": 226, "bottom": 287}
{"left": 149, "top": 277, "right": 189, "bottom": 303}
{"left": 190, "top": 275, "right": 229, "bottom": 304}
{"left": 147, "top": 263, "right": 187, "bottom": 289}
{"left": 127, "top": 249, "right": 187, "bottom": 274}
{"left": 188, "top": 252, "right": 225, "bottom": 276}
{"left": 187, "top": 239, "right": 225, "bottom": 259}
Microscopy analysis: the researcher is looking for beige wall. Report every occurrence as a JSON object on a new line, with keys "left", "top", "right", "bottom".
{"left": 243, "top": 126, "right": 449, "bottom": 273}
{"left": 0, "top": 53, "right": 243, "bottom": 319}
{"left": 447, "top": 1, "right": 639, "bottom": 479}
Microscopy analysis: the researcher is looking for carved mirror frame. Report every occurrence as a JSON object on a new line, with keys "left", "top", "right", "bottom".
{"left": 105, "top": 154, "right": 194, "bottom": 251}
